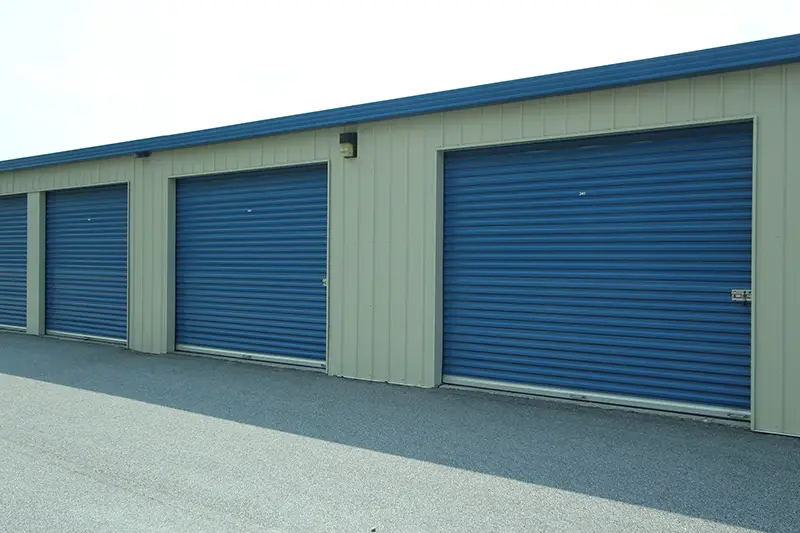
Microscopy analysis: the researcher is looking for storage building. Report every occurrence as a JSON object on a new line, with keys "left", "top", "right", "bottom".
{"left": 1, "top": 34, "right": 799, "bottom": 437}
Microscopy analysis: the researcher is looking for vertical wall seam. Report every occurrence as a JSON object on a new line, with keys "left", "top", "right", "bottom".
{"left": 334, "top": 146, "right": 344, "bottom": 376}
{"left": 153, "top": 163, "right": 160, "bottom": 349}
{"left": 781, "top": 65, "right": 789, "bottom": 430}
{"left": 126, "top": 166, "right": 132, "bottom": 344}
{"left": 260, "top": 135, "right": 266, "bottom": 166}
{"left": 384, "top": 123, "right": 393, "bottom": 382}
{"left": 164, "top": 153, "right": 175, "bottom": 349}
{"left": 127, "top": 159, "right": 135, "bottom": 346}
{"left": 338, "top": 147, "right": 346, "bottom": 376}
{"left": 146, "top": 162, "right": 154, "bottom": 349}
{"left": 433, "top": 113, "right": 446, "bottom": 386}
{"left": 611, "top": 90, "right": 617, "bottom": 129}
{"left": 419, "top": 118, "right": 431, "bottom": 385}
{"left": 370, "top": 127, "right": 378, "bottom": 380}
{"left": 635, "top": 87, "right": 641, "bottom": 126}
{"left": 146, "top": 163, "right": 155, "bottom": 349}
{"left": 421, "top": 121, "right": 429, "bottom": 386}
{"left": 354, "top": 140, "right": 361, "bottom": 377}
{"left": 135, "top": 160, "right": 144, "bottom": 350}
{"left": 387, "top": 123, "right": 396, "bottom": 382}
{"left": 152, "top": 163, "right": 159, "bottom": 349}
{"left": 403, "top": 125, "right": 411, "bottom": 384}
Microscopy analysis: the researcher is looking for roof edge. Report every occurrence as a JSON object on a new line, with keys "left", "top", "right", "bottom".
{"left": 2, "top": 33, "right": 799, "bottom": 172}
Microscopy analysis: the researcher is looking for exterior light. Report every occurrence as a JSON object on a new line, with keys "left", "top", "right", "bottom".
{"left": 339, "top": 132, "right": 357, "bottom": 158}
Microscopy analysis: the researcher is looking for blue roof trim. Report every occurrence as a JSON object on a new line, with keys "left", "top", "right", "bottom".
{"left": 2, "top": 33, "right": 799, "bottom": 172}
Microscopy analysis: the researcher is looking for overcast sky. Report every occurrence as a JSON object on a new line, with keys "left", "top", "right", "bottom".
{"left": 1, "top": 0, "right": 797, "bottom": 161}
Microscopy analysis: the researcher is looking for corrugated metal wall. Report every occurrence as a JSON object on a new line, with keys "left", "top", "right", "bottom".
{"left": 126, "top": 131, "right": 336, "bottom": 363}
{"left": 1, "top": 64, "right": 798, "bottom": 436}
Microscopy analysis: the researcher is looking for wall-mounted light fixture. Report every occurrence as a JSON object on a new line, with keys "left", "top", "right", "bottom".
{"left": 339, "top": 132, "right": 357, "bottom": 159}
{"left": 133, "top": 151, "right": 152, "bottom": 158}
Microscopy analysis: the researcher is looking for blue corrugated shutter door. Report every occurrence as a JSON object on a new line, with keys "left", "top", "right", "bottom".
{"left": 443, "top": 123, "right": 753, "bottom": 411}
{"left": 176, "top": 165, "right": 328, "bottom": 363}
{"left": 46, "top": 184, "right": 128, "bottom": 341}
{"left": 0, "top": 194, "right": 27, "bottom": 329}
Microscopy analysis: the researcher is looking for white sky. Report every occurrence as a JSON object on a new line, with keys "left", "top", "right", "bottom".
{"left": 1, "top": 0, "right": 797, "bottom": 161}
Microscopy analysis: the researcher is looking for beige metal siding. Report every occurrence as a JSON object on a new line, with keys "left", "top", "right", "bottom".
{"left": 330, "top": 118, "right": 442, "bottom": 386}
{"left": 25, "top": 192, "right": 45, "bottom": 335}
{"left": 3, "top": 158, "right": 133, "bottom": 340}
{"left": 785, "top": 65, "right": 800, "bottom": 436}
{"left": 129, "top": 155, "right": 170, "bottom": 353}
{"left": 0, "top": 157, "right": 133, "bottom": 194}
{"left": 129, "top": 130, "right": 333, "bottom": 355}
{"left": 0, "top": 64, "right": 797, "bottom": 436}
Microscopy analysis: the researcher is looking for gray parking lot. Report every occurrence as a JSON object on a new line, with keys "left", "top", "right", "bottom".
{"left": 0, "top": 332, "right": 798, "bottom": 532}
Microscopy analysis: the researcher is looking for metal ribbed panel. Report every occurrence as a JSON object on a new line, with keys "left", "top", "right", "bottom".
{"left": 443, "top": 123, "right": 753, "bottom": 410}
{"left": 176, "top": 165, "right": 328, "bottom": 362}
{"left": 46, "top": 184, "right": 128, "bottom": 341}
{"left": 0, "top": 194, "right": 27, "bottom": 328}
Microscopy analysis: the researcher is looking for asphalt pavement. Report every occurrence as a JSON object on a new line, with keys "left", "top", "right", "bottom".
{"left": 0, "top": 332, "right": 798, "bottom": 532}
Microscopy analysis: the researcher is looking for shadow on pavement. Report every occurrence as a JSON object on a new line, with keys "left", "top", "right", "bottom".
{"left": 1, "top": 332, "right": 798, "bottom": 532}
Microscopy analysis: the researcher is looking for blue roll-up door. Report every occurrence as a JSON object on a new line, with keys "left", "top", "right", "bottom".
{"left": 443, "top": 122, "right": 753, "bottom": 413}
{"left": 0, "top": 194, "right": 27, "bottom": 329}
{"left": 176, "top": 165, "right": 328, "bottom": 365}
{"left": 46, "top": 184, "right": 128, "bottom": 342}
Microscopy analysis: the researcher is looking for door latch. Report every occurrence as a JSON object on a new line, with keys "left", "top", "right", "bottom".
{"left": 730, "top": 289, "right": 752, "bottom": 303}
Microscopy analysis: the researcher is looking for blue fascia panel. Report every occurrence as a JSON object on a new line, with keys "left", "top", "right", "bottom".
{"left": 1, "top": 33, "right": 798, "bottom": 172}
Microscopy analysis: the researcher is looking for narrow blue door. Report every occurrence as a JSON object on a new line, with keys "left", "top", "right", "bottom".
{"left": 176, "top": 165, "right": 328, "bottom": 363}
{"left": 46, "top": 184, "right": 128, "bottom": 341}
{"left": 0, "top": 194, "right": 27, "bottom": 329}
{"left": 443, "top": 123, "right": 753, "bottom": 411}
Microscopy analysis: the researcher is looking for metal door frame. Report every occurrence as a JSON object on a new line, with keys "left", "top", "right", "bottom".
{"left": 434, "top": 116, "right": 758, "bottom": 423}
{"left": 43, "top": 183, "right": 130, "bottom": 346}
{"left": 167, "top": 161, "right": 331, "bottom": 371}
